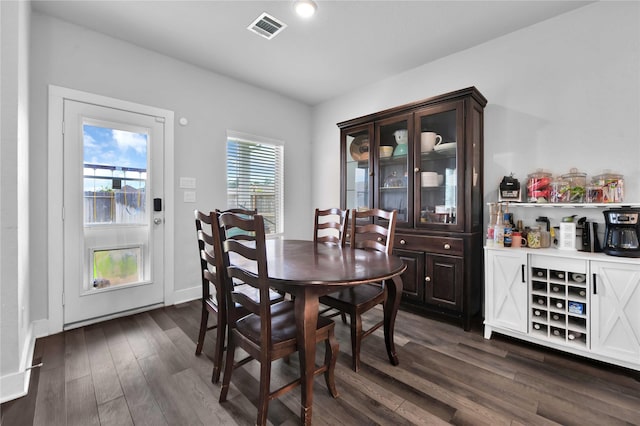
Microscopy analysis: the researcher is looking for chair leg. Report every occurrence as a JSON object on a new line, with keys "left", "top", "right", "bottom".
{"left": 324, "top": 331, "right": 339, "bottom": 398}
{"left": 340, "top": 312, "right": 348, "bottom": 324}
{"left": 195, "top": 305, "right": 209, "bottom": 356}
{"left": 219, "top": 332, "right": 236, "bottom": 402}
{"left": 350, "top": 313, "right": 362, "bottom": 372}
{"left": 256, "top": 359, "right": 272, "bottom": 426}
{"left": 211, "top": 313, "right": 226, "bottom": 383}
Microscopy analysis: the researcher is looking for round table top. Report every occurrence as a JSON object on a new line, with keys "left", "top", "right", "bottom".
{"left": 258, "top": 239, "right": 406, "bottom": 288}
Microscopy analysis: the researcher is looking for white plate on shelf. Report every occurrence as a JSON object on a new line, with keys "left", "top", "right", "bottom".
{"left": 434, "top": 142, "right": 456, "bottom": 152}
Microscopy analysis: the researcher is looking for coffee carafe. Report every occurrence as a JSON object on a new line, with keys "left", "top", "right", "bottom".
{"left": 602, "top": 208, "right": 640, "bottom": 258}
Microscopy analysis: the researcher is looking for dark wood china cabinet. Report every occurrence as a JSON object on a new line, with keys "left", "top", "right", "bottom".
{"left": 339, "top": 87, "right": 487, "bottom": 330}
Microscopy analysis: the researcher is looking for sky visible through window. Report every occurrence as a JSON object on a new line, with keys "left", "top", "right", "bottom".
{"left": 83, "top": 124, "right": 148, "bottom": 191}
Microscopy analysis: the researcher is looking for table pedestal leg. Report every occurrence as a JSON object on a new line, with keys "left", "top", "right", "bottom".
{"left": 295, "top": 291, "right": 318, "bottom": 426}
{"left": 383, "top": 275, "right": 403, "bottom": 366}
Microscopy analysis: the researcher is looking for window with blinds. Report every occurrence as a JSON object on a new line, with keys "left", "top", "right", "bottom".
{"left": 226, "top": 133, "right": 283, "bottom": 236}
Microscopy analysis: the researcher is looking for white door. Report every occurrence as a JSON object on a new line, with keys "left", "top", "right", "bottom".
{"left": 591, "top": 261, "right": 640, "bottom": 364}
{"left": 484, "top": 249, "right": 528, "bottom": 335}
{"left": 63, "top": 99, "right": 165, "bottom": 327}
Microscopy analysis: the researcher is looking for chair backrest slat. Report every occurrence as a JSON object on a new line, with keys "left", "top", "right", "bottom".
{"left": 217, "top": 208, "right": 258, "bottom": 242}
{"left": 314, "top": 207, "right": 349, "bottom": 247}
{"left": 349, "top": 208, "right": 397, "bottom": 254}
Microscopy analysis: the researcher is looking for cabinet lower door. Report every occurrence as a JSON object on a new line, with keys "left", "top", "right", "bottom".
{"left": 425, "top": 254, "right": 463, "bottom": 311}
{"left": 395, "top": 248, "right": 425, "bottom": 303}
{"left": 485, "top": 249, "right": 528, "bottom": 333}
{"left": 591, "top": 261, "right": 640, "bottom": 364}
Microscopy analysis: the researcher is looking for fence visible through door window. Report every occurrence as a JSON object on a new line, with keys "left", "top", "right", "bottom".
{"left": 83, "top": 121, "right": 149, "bottom": 289}
{"left": 226, "top": 131, "right": 284, "bottom": 236}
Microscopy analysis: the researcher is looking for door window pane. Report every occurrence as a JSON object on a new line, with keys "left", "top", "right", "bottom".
{"left": 92, "top": 246, "right": 142, "bottom": 289}
{"left": 378, "top": 120, "right": 409, "bottom": 223}
{"left": 345, "top": 131, "right": 370, "bottom": 211}
{"left": 83, "top": 124, "right": 148, "bottom": 225}
{"left": 419, "top": 110, "right": 457, "bottom": 225}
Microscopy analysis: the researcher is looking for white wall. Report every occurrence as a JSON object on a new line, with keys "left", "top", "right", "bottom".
{"left": 311, "top": 2, "right": 640, "bottom": 229}
{"left": 29, "top": 12, "right": 313, "bottom": 320}
{"left": 1, "top": 0, "right": 32, "bottom": 403}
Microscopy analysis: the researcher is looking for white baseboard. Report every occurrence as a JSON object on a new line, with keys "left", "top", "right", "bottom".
{"left": 0, "top": 321, "right": 39, "bottom": 404}
{"left": 172, "top": 285, "right": 201, "bottom": 305}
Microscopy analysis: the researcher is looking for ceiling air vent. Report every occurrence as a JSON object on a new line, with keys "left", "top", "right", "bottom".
{"left": 247, "top": 12, "right": 287, "bottom": 40}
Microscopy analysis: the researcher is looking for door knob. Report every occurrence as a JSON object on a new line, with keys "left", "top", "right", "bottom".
{"left": 153, "top": 218, "right": 163, "bottom": 225}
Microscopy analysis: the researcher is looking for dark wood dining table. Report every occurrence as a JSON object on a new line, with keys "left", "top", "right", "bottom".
{"left": 244, "top": 239, "right": 406, "bottom": 425}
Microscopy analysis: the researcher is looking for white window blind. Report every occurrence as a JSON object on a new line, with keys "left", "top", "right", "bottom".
{"left": 226, "top": 133, "right": 283, "bottom": 236}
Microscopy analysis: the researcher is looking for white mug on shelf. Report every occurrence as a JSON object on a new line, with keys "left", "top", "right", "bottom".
{"left": 421, "top": 132, "right": 443, "bottom": 152}
{"left": 421, "top": 171, "right": 438, "bottom": 187}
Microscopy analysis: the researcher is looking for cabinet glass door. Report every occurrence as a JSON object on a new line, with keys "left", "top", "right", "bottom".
{"left": 376, "top": 115, "right": 412, "bottom": 226}
{"left": 343, "top": 125, "right": 373, "bottom": 212}
{"left": 415, "top": 101, "right": 463, "bottom": 231}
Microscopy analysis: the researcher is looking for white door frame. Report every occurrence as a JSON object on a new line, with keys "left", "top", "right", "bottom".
{"left": 47, "top": 85, "right": 175, "bottom": 333}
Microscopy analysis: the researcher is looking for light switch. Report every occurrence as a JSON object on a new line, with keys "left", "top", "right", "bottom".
{"left": 180, "top": 177, "right": 196, "bottom": 189}
{"left": 184, "top": 191, "right": 196, "bottom": 203}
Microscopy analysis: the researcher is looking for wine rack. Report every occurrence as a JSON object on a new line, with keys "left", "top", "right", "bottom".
{"left": 529, "top": 262, "right": 589, "bottom": 348}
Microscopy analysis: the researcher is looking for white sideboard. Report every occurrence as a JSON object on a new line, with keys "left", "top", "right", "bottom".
{"left": 484, "top": 246, "right": 640, "bottom": 372}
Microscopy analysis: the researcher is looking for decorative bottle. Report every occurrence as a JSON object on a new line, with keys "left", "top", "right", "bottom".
{"left": 493, "top": 205, "right": 504, "bottom": 247}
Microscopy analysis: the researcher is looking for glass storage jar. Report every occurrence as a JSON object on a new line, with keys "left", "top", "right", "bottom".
{"left": 586, "top": 182, "right": 603, "bottom": 203}
{"left": 527, "top": 226, "right": 542, "bottom": 249}
{"left": 593, "top": 172, "right": 624, "bottom": 203}
{"left": 527, "top": 170, "right": 552, "bottom": 203}
{"left": 561, "top": 168, "right": 587, "bottom": 203}
{"left": 549, "top": 177, "right": 570, "bottom": 203}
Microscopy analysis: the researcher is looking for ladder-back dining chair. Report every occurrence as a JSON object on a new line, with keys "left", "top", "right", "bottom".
{"left": 319, "top": 208, "right": 397, "bottom": 372}
{"left": 215, "top": 212, "right": 339, "bottom": 426}
{"left": 193, "top": 209, "right": 281, "bottom": 383}
{"left": 313, "top": 207, "right": 349, "bottom": 247}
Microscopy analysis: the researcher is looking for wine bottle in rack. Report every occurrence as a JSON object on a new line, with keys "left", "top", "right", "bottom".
{"left": 555, "top": 300, "right": 564, "bottom": 309}
{"left": 568, "top": 332, "right": 583, "bottom": 340}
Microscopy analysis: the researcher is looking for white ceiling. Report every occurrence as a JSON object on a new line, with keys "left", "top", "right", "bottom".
{"left": 31, "top": 0, "right": 592, "bottom": 105}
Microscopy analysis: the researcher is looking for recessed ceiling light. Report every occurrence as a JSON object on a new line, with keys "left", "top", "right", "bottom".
{"left": 294, "top": 0, "right": 317, "bottom": 18}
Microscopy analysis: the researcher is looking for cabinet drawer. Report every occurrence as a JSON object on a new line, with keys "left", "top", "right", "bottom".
{"left": 395, "top": 234, "right": 463, "bottom": 256}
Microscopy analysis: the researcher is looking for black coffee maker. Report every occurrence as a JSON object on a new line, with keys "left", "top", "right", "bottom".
{"left": 602, "top": 208, "right": 640, "bottom": 258}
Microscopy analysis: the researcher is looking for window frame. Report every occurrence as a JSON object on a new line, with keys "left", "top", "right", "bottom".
{"left": 226, "top": 130, "right": 284, "bottom": 237}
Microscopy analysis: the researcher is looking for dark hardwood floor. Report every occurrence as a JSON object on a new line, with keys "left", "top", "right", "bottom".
{"left": 2, "top": 301, "right": 639, "bottom": 425}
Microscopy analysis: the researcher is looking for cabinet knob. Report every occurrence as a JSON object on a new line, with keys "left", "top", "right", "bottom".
{"left": 425, "top": 276, "right": 431, "bottom": 282}
{"left": 377, "top": 237, "right": 383, "bottom": 242}
{"left": 400, "top": 239, "right": 406, "bottom": 245}
{"left": 414, "top": 168, "right": 420, "bottom": 173}
{"left": 444, "top": 243, "right": 451, "bottom": 250}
